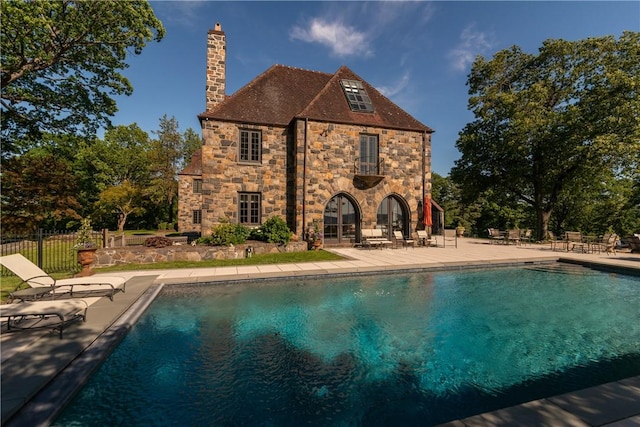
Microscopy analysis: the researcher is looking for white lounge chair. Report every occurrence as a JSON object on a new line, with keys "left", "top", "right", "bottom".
{"left": 0, "top": 254, "right": 126, "bottom": 302}
{"left": 0, "top": 299, "right": 89, "bottom": 338}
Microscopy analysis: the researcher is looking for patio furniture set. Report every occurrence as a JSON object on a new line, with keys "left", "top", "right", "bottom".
{"left": 548, "top": 231, "right": 617, "bottom": 255}
{"left": 488, "top": 228, "right": 533, "bottom": 246}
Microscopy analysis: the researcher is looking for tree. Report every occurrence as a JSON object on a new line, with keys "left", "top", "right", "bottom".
{"left": 1, "top": 0, "right": 164, "bottom": 149}
{"left": 95, "top": 180, "right": 145, "bottom": 231}
{"left": 451, "top": 32, "right": 640, "bottom": 240}
{"left": 0, "top": 153, "right": 81, "bottom": 232}
{"left": 148, "top": 115, "right": 196, "bottom": 224}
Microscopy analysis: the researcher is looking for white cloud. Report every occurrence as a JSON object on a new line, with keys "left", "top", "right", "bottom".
{"left": 290, "top": 18, "right": 372, "bottom": 58}
{"left": 447, "top": 24, "right": 494, "bottom": 72}
{"left": 376, "top": 72, "right": 411, "bottom": 98}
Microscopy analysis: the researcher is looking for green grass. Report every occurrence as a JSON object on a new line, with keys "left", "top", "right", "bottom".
{"left": 1, "top": 250, "right": 344, "bottom": 301}
{"left": 94, "top": 249, "right": 344, "bottom": 272}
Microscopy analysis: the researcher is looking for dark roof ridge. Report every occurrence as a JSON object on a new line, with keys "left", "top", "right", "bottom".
{"left": 298, "top": 66, "right": 348, "bottom": 117}
{"left": 271, "top": 63, "right": 333, "bottom": 76}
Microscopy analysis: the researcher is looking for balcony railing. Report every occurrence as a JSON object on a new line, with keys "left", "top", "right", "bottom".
{"left": 353, "top": 157, "right": 385, "bottom": 188}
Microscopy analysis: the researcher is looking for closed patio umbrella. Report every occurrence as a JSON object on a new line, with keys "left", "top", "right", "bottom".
{"left": 424, "top": 195, "right": 433, "bottom": 228}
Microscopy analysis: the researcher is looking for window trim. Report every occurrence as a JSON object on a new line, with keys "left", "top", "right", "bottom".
{"left": 193, "top": 179, "right": 203, "bottom": 194}
{"left": 239, "top": 129, "right": 262, "bottom": 163}
{"left": 340, "top": 79, "right": 375, "bottom": 113}
{"left": 238, "top": 192, "right": 261, "bottom": 225}
{"left": 192, "top": 209, "right": 202, "bottom": 225}
{"left": 359, "top": 133, "right": 380, "bottom": 175}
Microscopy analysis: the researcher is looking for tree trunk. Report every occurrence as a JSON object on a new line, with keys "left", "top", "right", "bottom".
{"left": 537, "top": 209, "right": 552, "bottom": 241}
{"left": 118, "top": 212, "right": 128, "bottom": 232}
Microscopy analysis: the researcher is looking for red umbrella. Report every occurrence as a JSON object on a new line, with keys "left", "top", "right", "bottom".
{"left": 424, "top": 195, "right": 433, "bottom": 228}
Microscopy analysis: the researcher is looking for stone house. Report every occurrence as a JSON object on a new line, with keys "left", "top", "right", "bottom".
{"left": 178, "top": 23, "right": 434, "bottom": 246}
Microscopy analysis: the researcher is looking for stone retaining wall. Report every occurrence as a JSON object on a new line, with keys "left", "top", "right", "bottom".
{"left": 94, "top": 241, "right": 308, "bottom": 267}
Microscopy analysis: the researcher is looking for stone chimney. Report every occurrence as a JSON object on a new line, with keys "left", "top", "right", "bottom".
{"left": 206, "top": 23, "right": 226, "bottom": 111}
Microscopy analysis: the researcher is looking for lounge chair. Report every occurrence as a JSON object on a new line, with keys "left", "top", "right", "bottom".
{"left": 0, "top": 299, "right": 88, "bottom": 338}
{"left": 0, "top": 254, "right": 126, "bottom": 302}
{"left": 592, "top": 233, "right": 617, "bottom": 255}
{"left": 393, "top": 230, "right": 414, "bottom": 249}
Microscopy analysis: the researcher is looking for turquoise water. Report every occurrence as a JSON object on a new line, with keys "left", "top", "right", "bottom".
{"left": 54, "top": 265, "right": 640, "bottom": 426}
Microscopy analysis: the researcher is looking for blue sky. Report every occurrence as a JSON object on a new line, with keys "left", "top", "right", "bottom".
{"left": 110, "top": 1, "right": 639, "bottom": 175}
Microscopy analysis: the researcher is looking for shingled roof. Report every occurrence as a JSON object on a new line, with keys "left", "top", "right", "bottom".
{"left": 199, "top": 65, "right": 433, "bottom": 133}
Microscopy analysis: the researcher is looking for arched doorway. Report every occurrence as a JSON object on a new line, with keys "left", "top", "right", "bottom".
{"left": 376, "top": 195, "right": 411, "bottom": 239}
{"left": 324, "top": 193, "right": 359, "bottom": 245}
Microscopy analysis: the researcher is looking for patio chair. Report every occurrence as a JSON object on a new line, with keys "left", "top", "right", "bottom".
{"left": 0, "top": 299, "right": 89, "bottom": 338}
{"left": 593, "top": 233, "right": 617, "bottom": 255}
{"left": 506, "top": 229, "right": 521, "bottom": 245}
{"left": 546, "top": 231, "right": 565, "bottom": 251}
{"left": 628, "top": 235, "right": 640, "bottom": 253}
{"left": 393, "top": 230, "right": 414, "bottom": 249}
{"left": 565, "top": 231, "right": 586, "bottom": 253}
{"left": 443, "top": 229, "right": 457, "bottom": 248}
{"left": 520, "top": 229, "right": 533, "bottom": 246}
{"left": 0, "top": 254, "right": 126, "bottom": 302}
{"left": 416, "top": 230, "right": 436, "bottom": 247}
{"left": 488, "top": 228, "right": 505, "bottom": 244}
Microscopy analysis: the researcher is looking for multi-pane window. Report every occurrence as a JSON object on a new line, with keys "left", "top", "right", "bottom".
{"left": 340, "top": 79, "right": 374, "bottom": 113}
{"left": 193, "top": 179, "right": 202, "bottom": 194}
{"left": 192, "top": 209, "right": 202, "bottom": 224}
{"left": 359, "top": 134, "right": 379, "bottom": 175}
{"left": 239, "top": 130, "right": 261, "bottom": 163}
{"left": 239, "top": 192, "right": 261, "bottom": 224}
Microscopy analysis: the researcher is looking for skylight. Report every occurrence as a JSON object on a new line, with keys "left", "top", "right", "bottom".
{"left": 340, "top": 79, "right": 374, "bottom": 113}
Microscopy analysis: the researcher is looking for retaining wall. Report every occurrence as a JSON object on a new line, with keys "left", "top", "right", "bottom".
{"left": 94, "top": 241, "right": 309, "bottom": 267}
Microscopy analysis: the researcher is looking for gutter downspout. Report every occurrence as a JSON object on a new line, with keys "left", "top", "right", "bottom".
{"left": 302, "top": 118, "right": 308, "bottom": 238}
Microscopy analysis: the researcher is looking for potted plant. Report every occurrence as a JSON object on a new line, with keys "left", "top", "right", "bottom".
{"left": 454, "top": 220, "right": 466, "bottom": 237}
{"left": 307, "top": 220, "right": 323, "bottom": 250}
{"left": 74, "top": 218, "right": 97, "bottom": 276}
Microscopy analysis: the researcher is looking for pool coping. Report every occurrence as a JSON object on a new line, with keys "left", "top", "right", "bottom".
{"left": 2, "top": 242, "right": 640, "bottom": 426}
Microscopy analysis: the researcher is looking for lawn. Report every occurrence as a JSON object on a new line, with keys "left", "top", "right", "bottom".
{"left": 1, "top": 250, "right": 344, "bottom": 302}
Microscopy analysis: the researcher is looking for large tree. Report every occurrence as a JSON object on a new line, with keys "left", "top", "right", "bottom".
{"left": 0, "top": 153, "right": 81, "bottom": 232}
{"left": 0, "top": 0, "right": 164, "bottom": 150}
{"left": 147, "top": 115, "right": 200, "bottom": 224}
{"left": 452, "top": 32, "right": 640, "bottom": 240}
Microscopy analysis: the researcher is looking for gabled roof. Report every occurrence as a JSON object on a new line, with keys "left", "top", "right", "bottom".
{"left": 178, "top": 148, "right": 202, "bottom": 176}
{"left": 199, "top": 65, "right": 433, "bottom": 133}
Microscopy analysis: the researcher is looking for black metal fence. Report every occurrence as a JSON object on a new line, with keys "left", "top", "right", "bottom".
{"left": 0, "top": 229, "right": 105, "bottom": 276}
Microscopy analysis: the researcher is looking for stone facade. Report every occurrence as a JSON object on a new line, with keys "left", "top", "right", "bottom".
{"left": 177, "top": 23, "right": 433, "bottom": 246}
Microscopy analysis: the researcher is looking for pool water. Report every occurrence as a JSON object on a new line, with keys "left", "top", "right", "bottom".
{"left": 54, "top": 265, "right": 640, "bottom": 426}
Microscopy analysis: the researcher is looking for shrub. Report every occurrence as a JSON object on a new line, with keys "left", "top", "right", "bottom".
{"left": 144, "top": 236, "right": 174, "bottom": 248}
{"left": 258, "top": 216, "right": 291, "bottom": 245}
{"left": 209, "top": 221, "right": 250, "bottom": 246}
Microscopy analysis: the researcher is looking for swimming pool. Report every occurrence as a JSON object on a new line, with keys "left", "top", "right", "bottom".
{"left": 53, "top": 264, "right": 640, "bottom": 426}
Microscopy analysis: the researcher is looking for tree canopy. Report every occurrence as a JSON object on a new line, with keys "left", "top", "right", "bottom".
{"left": 451, "top": 32, "right": 640, "bottom": 239}
{"left": 0, "top": 0, "right": 164, "bottom": 149}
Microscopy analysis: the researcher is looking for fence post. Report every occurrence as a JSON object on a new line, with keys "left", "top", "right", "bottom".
{"left": 37, "top": 228, "right": 44, "bottom": 268}
{"left": 102, "top": 228, "right": 108, "bottom": 248}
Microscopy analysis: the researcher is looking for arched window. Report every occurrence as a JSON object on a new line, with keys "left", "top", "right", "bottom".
{"left": 376, "top": 196, "right": 411, "bottom": 239}
{"left": 324, "top": 194, "right": 359, "bottom": 244}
